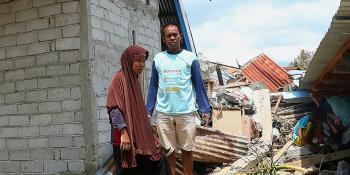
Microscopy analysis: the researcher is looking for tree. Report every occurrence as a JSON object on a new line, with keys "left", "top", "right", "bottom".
{"left": 290, "top": 49, "right": 314, "bottom": 70}
{"left": 198, "top": 52, "right": 217, "bottom": 79}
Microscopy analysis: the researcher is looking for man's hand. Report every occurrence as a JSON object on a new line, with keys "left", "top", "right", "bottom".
{"left": 120, "top": 128, "right": 130, "bottom": 151}
{"left": 201, "top": 113, "right": 211, "bottom": 127}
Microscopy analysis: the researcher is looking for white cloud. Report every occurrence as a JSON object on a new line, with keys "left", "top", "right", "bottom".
{"left": 188, "top": 0, "right": 340, "bottom": 66}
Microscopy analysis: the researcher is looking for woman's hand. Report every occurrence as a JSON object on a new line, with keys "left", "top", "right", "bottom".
{"left": 120, "top": 128, "right": 131, "bottom": 151}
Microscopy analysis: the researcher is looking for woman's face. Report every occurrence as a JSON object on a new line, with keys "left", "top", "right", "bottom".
{"left": 132, "top": 54, "right": 146, "bottom": 75}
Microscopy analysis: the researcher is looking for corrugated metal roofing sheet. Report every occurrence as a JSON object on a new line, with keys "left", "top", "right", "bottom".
{"left": 242, "top": 54, "right": 291, "bottom": 92}
{"left": 301, "top": 0, "right": 350, "bottom": 90}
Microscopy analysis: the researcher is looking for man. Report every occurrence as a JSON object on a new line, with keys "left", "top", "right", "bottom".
{"left": 146, "top": 23, "right": 211, "bottom": 175}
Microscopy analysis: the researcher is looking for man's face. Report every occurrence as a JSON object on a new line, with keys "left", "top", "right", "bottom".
{"left": 163, "top": 25, "right": 182, "bottom": 52}
{"left": 132, "top": 54, "right": 146, "bottom": 75}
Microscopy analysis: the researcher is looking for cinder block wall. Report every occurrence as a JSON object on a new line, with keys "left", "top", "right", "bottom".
{"left": 0, "top": 0, "right": 160, "bottom": 174}
{"left": 89, "top": 0, "right": 160, "bottom": 165}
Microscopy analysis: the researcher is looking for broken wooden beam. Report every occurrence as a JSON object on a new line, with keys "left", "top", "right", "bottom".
{"left": 283, "top": 149, "right": 350, "bottom": 168}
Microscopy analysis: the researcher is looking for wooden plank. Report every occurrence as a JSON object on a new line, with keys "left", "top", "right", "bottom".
{"left": 272, "top": 95, "right": 283, "bottom": 114}
{"left": 273, "top": 140, "right": 294, "bottom": 163}
{"left": 284, "top": 149, "right": 350, "bottom": 168}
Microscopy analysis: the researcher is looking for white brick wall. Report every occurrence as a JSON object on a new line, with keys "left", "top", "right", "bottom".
{"left": 0, "top": 0, "right": 160, "bottom": 173}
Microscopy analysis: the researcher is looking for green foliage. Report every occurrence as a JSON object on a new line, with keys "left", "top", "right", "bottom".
{"left": 290, "top": 49, "right": 314, "bottom": 70}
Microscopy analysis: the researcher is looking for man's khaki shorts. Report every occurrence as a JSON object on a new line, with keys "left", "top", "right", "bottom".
{"left": 155, "top": 112, "right": 197, "bottom": 154}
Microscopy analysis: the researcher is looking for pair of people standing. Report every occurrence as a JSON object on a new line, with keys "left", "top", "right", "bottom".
{"left": 106, "top": 24, "right": 211, "bottom": 175}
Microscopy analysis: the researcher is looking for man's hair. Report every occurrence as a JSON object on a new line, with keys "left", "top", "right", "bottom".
{"left": 162, "top": 23, "right": 181, "bottom": 37}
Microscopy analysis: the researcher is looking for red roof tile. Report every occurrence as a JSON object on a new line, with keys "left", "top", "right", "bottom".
{"left": 242, "top": 54, "right": 291, "bottom": 92}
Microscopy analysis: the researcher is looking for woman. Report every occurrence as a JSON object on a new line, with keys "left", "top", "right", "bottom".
{"left": 106, "top": 45, "right": 170, "bottom": 175}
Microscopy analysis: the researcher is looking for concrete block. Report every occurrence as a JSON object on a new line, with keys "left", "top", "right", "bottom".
{"left": 0, "top": 151, "right": 8, "bottom": 160}
{"left": 30, "top": 114, "right": 51, "bottom": 125}
{"left": 39, "top": 28, "right": 62, "bottom": 41}
{"left": 38, "top": 77, "right": 60, "bottom": 88}
{"left": 56, "top": 13, "right": 80, "bottom": 27}
{"left": 61, "top": 148, "right": 85, "bottom": 160}
{"left": 44, "top": 160, "right": 67, "bottom": 172}
{"left": 5, "top": 69, "right": 25, "bottom": 81}
{"left": 0, "top": 95, "right": 4, "bottom": 104}
{"left": 109, "top": 11, "right": 121, "bottom": 25}
{"left": 27, "top": 42, "right": 50, "bottom": 55}
{"left": 98, "top": 131, "right": 110, "bottom": 144}
{"left": 17, "top": 31, "right": 39, "bottom": 45}
{"left": 33, "top": 0, "right": 55, "bottom": 7}
{"left": 18, "top": 126, "right": 39, "bottom": 137}
{"left": 40, "top": 125, "right": 62, "bottom": 136}
{"left": 98, "top": 109, "right": 109, "bottom": 120}
{"left": 60, "top": 76, "right": 80, "bottom": 87}
{"left": 102, "top": 20, "right": 114, "bottom": 33}
{"left": 24, "top": 67, "right": 47, "bottom": 79}
{"left": 114, "top": 25, "right": 128, "bottom": 38}
{"left": 63, "top": 1, "right": 78, "bottom": 13}
{"left": 14, "top": 56, "right": 36, "bottom": 68}
{"left": 0, "top": 82, "right": 15, "bottom": 94}
{"left": 49, "top": 136, "right": 73, "bottom": 147}
{"left": 69, "top": 63, "right": 79, "bottom": 74}
{"left": 0, "top": 116, "right": 8, "bottom": 126}
{"left": 6, "top": 138, "right": 27, "bottom": 150}
{"left": 38, "top": 4, "right": 62, "bottom": 17}
{"left": 9, "top": 150, "right": 30, "bottom": 160}
{"left": 0, "top": 13, "right": 15, "bottom": 25}
{"left": 68, "top": 160, "right": 85, "bottom": 172}
{"left": 0, "top": 60, "right": 13, "bottom": 71}
{"left": 21, "top": 161, "right": 43, "bottom": 173}
{"left": 47, "top": 65, "right": 70, "bottom": 76}
{"left": 48, "top": 88, "right": 70, "bottom": 100}
{"left": 56, "top": 37, "right": 80, "bottom": 50}
{"left": 62, "top": 24, "right": 80, "bottom": 37}
{"left": 92, "top": 28, "right": 105, "bottom": 41}
{"left": 70, "top": 87, "right": 81, "bottom": 98}
{"left": 109, "top": 33, "right": 121, "bottom": 46}
{"left": 5, "top": 22, "right": 26, "bottom": 35}
{"left": 0, "top": 161, "right": 21, "bottom": 173}
{"left": 59, "top": 50, "right": 79, "bottom": 63}
{"left": 0, "top": 34, "right": 17, "bottom": 47}
{"left": 62, "top": 123, "right": 83, "bottom": 134}
{"left": 120, "top": 17, "right": 129, "bottom": 28}
{"left": 5, "top": 92, "right": 25, "bottom": 104}
{"left": 18, "top": 103, "right": 38, "bottom": 114}
{"left": 62, "top": 99, "right": 81, "bottom": 110}
{"left": 26, "top": 18, "right": 50, "bottom": 31}
{"left": 0, "top": 127, "right": 18, "bottom": 137}
{"left": 74, "top": 111, "right": 82, "bottom": 122}
{"left": 0, "top": 48, "right": 5, "bottom": 59}
{"left": 91, "top": 4, "right": 105, "bottom": 18}
{"left": 26, "top": 90, "right": 47, "bottom": 102}
{"left": 0, "top": 139, "right": 5, "bottom": 150}
{"left": 39, "top": 101, "right": 61, "bottom": 113}
{"left": 99, "top": 0, "right": 113, "bottom": 10}
{"left": 91, "top": 16, "right": 102, "bottom": 29}
{"left": 16, "top": 79, "right": 37, "bottom": 91}
{"left": 73, "top": 136, "right": 85, "bottom": 147}
{"left": 11, "top": 0, "right": 33, "bottom": 11}
{"left": 98, "top": 121, "right": 110, "bottom": 133}
{"left": 28, "top": 137, "right": 49, "bottom": 148}
{"left": 51, "top": 112, "right": 74, "bottom": 124}
{"left": 0, "top": 3, "right": 10, "bottom": 15}
{"left": 16, "top": 8, "right": 38, "bottom": 22}
{"left": 110, "top": 3, "right": 121, "bottom": 16}
{"left": 30, "top": 148, "right": 54, "bottom": 160}
{"left": 36, "top": 52, "right": 59, "bottom": 65}
{"left": 8, "top": 115, "right": 29, "bottom": 126}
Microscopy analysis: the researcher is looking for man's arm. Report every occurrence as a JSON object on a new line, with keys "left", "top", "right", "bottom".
{"left": 191, "top": 59, "right": 211, "bottom": 115}
{"left": 146, "top": 61, "right": 159, "bottom": 116}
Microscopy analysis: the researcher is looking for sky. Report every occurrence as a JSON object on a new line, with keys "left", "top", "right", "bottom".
{"left": 182, "top": 0, "right": 341, "bottom": 67}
